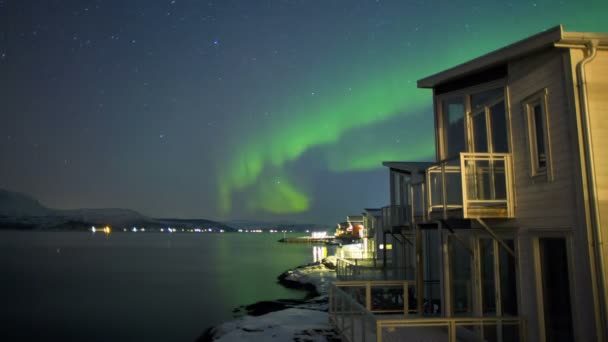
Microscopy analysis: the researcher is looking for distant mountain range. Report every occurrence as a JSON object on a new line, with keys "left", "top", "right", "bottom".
{"left": 0, "top": 189, "right": 234, "bottom": 232}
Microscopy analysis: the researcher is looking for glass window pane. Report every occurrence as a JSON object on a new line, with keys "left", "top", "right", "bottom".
{"left": 500, "top": 240, "right": 518, "bottom": 316}
{"left": 480, "top": 238, "right": 496, "bottom": 315}
{"left": 451, "top": 238, "right": 472, "bottom": 315}
{"left": 533, "top": 104, "right": 546, "bottom": 169}
{"left": 493, "top": 160, "right": 507, "bottom": 200}
{"left": 471, "top": 87, "right": 503, "bottom": 111}
{"left": 393, "top": 172, "right": 401, "bottom": 206}
{"left": 490, "top": 101, "right": 509, "bottom": 153}
{"left": 472, "top": 111, "right": 488, "bottom": 153}
{"left": 442, "top": 98, "right": 465, "bottom": 159}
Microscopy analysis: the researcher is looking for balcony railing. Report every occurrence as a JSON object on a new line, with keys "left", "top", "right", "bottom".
{"left": 427, "top": 153, "right": 514, "bottom": 219}
{"left": 410, "top": 181, "right": 427, "bottom": 222}
{"left": 381, "top": 205, "right": 411, "bottom": 233}
{"left": 329, "top": 281, "right": 527, "bottom": 342}
{"left": 336, "top": 258, "right": 413, "bottom": 281}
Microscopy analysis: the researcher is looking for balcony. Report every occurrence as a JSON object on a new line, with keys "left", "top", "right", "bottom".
{"left": 336, "top": 258, "right": 413, "bottom": 281}
{"left": 427, "top": 153, "right": 514, "bottom": 220}
{"left": 382, "top": 205, "right": 411, "bottom": 233}
{"left": 329, "top": 280, "right": 527, "bottom": 342}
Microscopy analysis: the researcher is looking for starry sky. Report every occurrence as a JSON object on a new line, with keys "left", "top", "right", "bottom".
{"left": 1, "top": 0, "right": 607, "bottom": 224}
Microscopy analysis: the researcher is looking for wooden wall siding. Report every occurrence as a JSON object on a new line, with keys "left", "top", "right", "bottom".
{"left": 506, "top": 48, "right": 578, "bottom": 229}
{"left": 584, "top": 49, "right": 608, "bottom": 292}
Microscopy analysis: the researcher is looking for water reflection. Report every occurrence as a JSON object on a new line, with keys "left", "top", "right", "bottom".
{"left": 313, "top": 245, "right": 328, "bottom": 262}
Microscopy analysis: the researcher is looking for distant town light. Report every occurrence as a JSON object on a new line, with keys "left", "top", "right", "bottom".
{"left": 132, "top": 227, "right": 137, "bottom": 232}
{"left": 91, "top": 226, "right": 96, "bottom": 233}
{"left": 311, "top": 232, "right": 327, "bottom": 238}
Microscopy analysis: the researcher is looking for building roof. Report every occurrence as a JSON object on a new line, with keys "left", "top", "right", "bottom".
{"left": 363, "top": 208, "right": 382, "bottom": 213}
{"left": 347, "top": 215, "right": 364, "bottom": 222}
{"left": 417, "top": 25, "right": 608, "bottom": 89}
{"left": 362, "top": 208, "right": 382, "bottom": 217}
{"left": 382, "top": 161, "right": 434, "bottom": 174}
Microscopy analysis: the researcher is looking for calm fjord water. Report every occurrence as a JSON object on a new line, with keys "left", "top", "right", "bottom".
{"left": 0, "top": 231, "right": 322, "bottom": 341}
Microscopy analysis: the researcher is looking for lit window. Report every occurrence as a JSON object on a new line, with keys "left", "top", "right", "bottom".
{"left": 524, "top": 90, "right": 550, "bottom": 178}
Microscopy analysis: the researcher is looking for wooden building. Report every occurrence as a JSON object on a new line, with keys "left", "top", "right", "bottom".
{"left": 330, "top": 25, "right": 608, "bottom": 342}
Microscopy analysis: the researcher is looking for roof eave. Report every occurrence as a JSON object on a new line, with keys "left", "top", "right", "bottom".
{"left": 417, "top": 25, "right": 564, "bottom": 89}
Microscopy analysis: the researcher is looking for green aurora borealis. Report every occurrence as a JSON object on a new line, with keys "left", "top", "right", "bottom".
{"left": 216, "top": 1, "right": 608, "bottom": 217}
{"left": 3, "top": 1, "right": 608, "bottom": 223}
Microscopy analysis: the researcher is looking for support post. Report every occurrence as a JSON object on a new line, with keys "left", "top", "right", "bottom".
{"left": 404, "top": 281, "right": 409, "bottom": 316}
{"left": 366, "top": 282, "right": 372, "bottom": 311}
{"left": 476, "top": 218, "right": 516, "bottom": 258}
{"left": 416, "top": 227, "right": 424, "bottom": 314}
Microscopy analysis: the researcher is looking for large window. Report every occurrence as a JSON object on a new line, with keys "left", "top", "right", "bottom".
{"left": 524, "top": 90, "right": 551, "bottom": 178}
{"left": 439, "top": 86, "right": 508, "bottom": 160}
{"left": 470, "top": 87, "right": 508, "bottom": 153}
{"left": 441, "top": 97, "right": 466, "bottom": 159}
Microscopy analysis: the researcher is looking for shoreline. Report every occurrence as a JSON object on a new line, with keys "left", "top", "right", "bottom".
{"left": 196, "top": 258, "right": 339, "bottom": 342}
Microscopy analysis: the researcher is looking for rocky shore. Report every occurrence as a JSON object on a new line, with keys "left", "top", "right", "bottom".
{"left": 197, "top": 258, "right": 340, "bottom": 342}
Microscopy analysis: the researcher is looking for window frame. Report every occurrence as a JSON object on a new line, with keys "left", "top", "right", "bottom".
{"left": 523, "top": 89, "right": 553, "bottom": 180}
{"left": 435, "top": 79, "right": 508, "bottom": 161}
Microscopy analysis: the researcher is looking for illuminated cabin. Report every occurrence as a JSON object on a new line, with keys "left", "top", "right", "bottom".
{"left": 330, "top": 25, "right": 608, "bottom": 342}
{"left": 362, "top": 208, "right": 382, "bottom": 262}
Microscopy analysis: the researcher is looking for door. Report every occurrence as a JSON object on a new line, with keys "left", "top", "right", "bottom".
{"left": 538, "top": 237, "right": 574, "bottom": 342}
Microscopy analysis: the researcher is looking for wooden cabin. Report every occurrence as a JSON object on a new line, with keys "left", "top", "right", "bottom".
{"left": 330, "top": 25, "right": 608, "bottom": 342}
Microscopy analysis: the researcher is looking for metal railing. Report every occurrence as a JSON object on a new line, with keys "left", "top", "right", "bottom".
{"left": 331, "top": 280, "right": 416, "bottom": 316}
{"left": 426, "top": 153, "right": 514, "bottom": 219}
{"left": 427, "top": 157, "right": 463, "bottom": 216}
{"left": 461, "top": 153, "right": 514, "bottom": 218}
{"left": 387, "top": 205, "right": 410, "bottom": 230}
{"left": 330, "top": 281, "right": 527, "bottom": 342}
{"left": 336, "top": 258, "right": 413, "bottom": 281}
{"left": 329, "top": 283, "right": 378, "bottom": 342}
{"left": 375, "top": 316, "right": 527, "bottom": 342}
{"left": 410, "top": 181, "right": 427, "bottom": 222}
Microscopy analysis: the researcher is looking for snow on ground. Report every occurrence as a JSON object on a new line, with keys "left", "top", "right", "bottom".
{"left": 280, "top": 260, "right": 336, "bottom": 295}
{"left": 205, "top": 260, "right": 340, "bottom": 341}
{"left": 211, "top": 308, "right": 340, "bottom": 342}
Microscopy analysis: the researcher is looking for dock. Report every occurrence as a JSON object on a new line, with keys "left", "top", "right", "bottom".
{"left": 279, "top": 236, "right": 337, "bottom": 244}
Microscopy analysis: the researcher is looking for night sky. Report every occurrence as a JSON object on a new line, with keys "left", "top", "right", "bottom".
{"left": 1, "top": 1, "right": 607, "bottom": 224}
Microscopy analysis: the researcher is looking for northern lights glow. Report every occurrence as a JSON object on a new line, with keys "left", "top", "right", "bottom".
{"left": 217, "top": 1, "right": 608, "bottom": 217}
{"left": 3, "top": 1, "right": 608, "bottom": 223}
